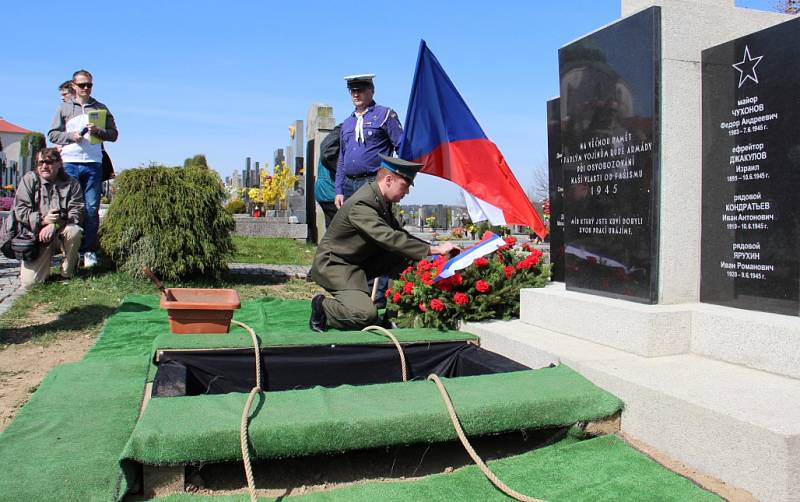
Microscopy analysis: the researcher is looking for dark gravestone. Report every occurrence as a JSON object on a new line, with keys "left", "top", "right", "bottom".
{"left": 558, "top": 6, "right": 661, "bottom": 303}
{"left": 701, "top": 18, "right": 800, "bottom": 316}
{"left": 547, "top": 97, "right": 565, "bottom": 282}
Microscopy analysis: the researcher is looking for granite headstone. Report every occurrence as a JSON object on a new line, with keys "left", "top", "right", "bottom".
{"left": 700, "top": 17, "right": 800, "bottom": 316}
{"left": 558, "top": 6, "right": 661, "bottom": 303}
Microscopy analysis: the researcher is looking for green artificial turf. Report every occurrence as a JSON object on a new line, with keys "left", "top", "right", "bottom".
{"left": 92, "top": 295, "right": 475, "bottom": 354}
{"left": 0, "top": 293, "right": 717, "bottom": 502}
{"left": 0, "top": 357, "right": 148, "bottom": 502}
{"left": 122, "top": 365, "right": 622, "bottom": 466}
{"left": 153, "top": 431, "right": 720, "bottom": 502}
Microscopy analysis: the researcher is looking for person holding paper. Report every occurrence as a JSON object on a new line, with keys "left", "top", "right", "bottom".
{"left": 48, "top": 69, "right": 117, "bottom": 268}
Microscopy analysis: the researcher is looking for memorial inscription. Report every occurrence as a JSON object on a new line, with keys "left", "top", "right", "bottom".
{"left": 558, "top": 7, "right": 661, "bottom": 303}
{"left": 701, "top": 18, "right": 800, "bottom": 316}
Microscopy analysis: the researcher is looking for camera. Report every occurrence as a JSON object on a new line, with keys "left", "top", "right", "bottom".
{"left": 50, "top": 208, "right": 67, "bottom": 220}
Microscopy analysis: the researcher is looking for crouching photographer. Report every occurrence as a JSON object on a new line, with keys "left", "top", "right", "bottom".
{"left": 10, "top": 148, "right": 84, "bottom": 288}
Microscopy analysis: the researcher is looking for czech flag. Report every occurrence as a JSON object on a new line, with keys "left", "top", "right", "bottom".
{"left": 434, "top": 232, "right": 506, "bottom": 281}
{"left": 399, "top": 40, "right": 547, "bottom": 239}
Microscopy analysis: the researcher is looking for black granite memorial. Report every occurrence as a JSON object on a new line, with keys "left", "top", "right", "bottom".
{"left": 547, "top": 98, "right": 565, "bottom": 282}
{"left": 701, "top": 17, "right": 800, "bottom": 316}
{"left": 558, "top": 7, "right": 661, "bottom": 303}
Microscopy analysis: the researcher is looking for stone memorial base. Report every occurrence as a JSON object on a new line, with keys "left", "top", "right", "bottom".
{"left": 520, "top": 284, "right": 800, "bottom": 377}
{"left": 233, "top": 217, "right": 308, "bottom": 240}
{"left": 463, "top": 284, "right": 800, "bottom": 502}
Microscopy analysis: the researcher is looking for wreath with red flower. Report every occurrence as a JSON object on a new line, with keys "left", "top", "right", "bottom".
{"left": 387, "top": 237, "right": 551, "bottom": 329}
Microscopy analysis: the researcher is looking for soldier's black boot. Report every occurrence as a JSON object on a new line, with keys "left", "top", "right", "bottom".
{"left": 309, "top": 294, "right": 327, "bottom": 332}
{"left": 379, "top": 309, "right": 397, "bottom": 329}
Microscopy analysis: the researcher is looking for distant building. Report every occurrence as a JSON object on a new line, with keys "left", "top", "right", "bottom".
{"left": 229, "top": 170, "right": 243, "bottom": 190}
{"left": 0, "top": 117, "right": 32, "bottom": 186}
{"left": 273, "top": 148, "right": 285, "bottom": 169}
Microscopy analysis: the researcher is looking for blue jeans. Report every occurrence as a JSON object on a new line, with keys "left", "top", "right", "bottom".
{"left": 343, "top": 174, "right": 388, "bottom": 302}
{"left": 64, "top": 162, "right": 102, "bottom": 253}
{"left": 342, "top": 174, "right": 375, "bottom": 199}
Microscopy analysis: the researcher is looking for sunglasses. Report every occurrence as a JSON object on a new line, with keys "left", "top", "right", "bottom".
{"left": 74, "top": 82, "right": 93, "bottom": 89}
{"left": 37, "top": 159, "right": 58, "bottom": 166}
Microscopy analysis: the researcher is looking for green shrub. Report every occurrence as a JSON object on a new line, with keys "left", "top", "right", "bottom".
{"left": 224, "top": 198, "right": 247, "bottom": 214}
{"left": 99, "top": 165, "right": 235, "bottom": 281}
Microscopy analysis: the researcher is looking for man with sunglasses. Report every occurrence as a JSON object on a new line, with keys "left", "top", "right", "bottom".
{"left": 13, "top": 148, "right": 84, "bottom": 288}
{"left": 48, "top": 69, "right": 117, "bottom": 268}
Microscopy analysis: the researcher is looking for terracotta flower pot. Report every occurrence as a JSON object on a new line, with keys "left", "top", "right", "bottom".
{"left": 159, "top": 288, "right": 241, "bottom": 334}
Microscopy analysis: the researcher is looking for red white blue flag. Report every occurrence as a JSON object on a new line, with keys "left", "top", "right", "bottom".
{"left": 399, "top": 40, "right": 547, "bottom": 239}
{"left": 434, "top": 232, "right": 506, "bottom": 281}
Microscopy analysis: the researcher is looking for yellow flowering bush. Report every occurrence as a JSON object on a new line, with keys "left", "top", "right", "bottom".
{"left": 248, "top": 161, "right": 299, "bottom": 210}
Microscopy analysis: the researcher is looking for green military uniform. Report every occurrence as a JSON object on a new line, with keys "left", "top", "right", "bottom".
{"left": 311, "top": 181, "right": 429, "bottom": 329}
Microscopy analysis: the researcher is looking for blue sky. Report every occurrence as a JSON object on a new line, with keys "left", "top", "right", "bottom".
{"left": 0, "top": 0, "right": 781, "bottom": 204}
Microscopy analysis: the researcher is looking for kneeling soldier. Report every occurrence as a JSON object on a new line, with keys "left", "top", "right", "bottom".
{"left": 309, "top": 155, "right": 459, "bottom": 331}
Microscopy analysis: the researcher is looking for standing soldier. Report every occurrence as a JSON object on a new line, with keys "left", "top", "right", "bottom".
{"left": 335, "top": 74, "right": 403, "bottom": 306}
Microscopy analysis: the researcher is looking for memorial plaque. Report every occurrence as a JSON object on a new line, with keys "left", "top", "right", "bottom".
{"left": 547, "top": 98, "right": 565, "bottom": 282}
{"left": 558, "top": 7, "right": 661, "bottom": 303}
{"left": 701, "top": 18, "right": 800, "bottom": 316}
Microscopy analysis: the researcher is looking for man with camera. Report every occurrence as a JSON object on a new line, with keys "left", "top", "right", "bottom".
{"left": 48, "top": 69, "right": 117, "bottom": 268}
{"left": 13, "top": 148, "right": 84, "bottom": 288}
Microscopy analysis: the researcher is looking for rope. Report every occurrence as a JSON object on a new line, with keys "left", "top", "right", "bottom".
{"left": 427, "top": 374, "right": 545, "bottom": 502}
{"left": 361, "top": 325, "right": 407, "bottom": 382}
{"left": 232, "top": 320, "right": 261, "bottom": 389}
{"left": 231, "top": 320, "right": 262, "bottom": 502}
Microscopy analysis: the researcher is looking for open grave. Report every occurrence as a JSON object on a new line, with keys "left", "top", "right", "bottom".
{"left": 0, "top": 295, "right": 722, "bottom": 501}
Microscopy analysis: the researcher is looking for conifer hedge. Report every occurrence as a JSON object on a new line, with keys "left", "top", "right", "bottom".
{"left": 99, "top": 165, "right": 235, "bottom": 280}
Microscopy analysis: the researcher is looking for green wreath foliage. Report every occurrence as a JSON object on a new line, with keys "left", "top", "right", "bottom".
{"left": 99, "top": 164, "right": 235, "bottom": 280}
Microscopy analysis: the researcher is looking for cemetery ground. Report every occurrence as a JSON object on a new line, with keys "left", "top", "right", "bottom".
{"left": 0, "top": 248, "right": 757, "bottom": 502}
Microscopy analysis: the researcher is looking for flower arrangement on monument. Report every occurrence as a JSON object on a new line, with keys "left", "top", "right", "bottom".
{"left": 247, "top": 161, "right": 299, "bottom": 211}
{"left": 386, "top": 233, "right": 551, "bottom": 330}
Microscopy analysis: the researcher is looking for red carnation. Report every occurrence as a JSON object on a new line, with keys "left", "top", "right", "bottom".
{"left": 452, "top": 273, "right": 463, "bottom": 286}
{"left": 474, "top": 257, "right": 489, "bottom": 268}
{"left": 421, "top": 272, "right": 434, "bottom": 285}
{"left": 403, "top": 281, "right": 414, "bottom": 294}
{"left": 418, "top": 302, "right": 427, "bottom": 312}
{"left": 385, "top": 288, "right": 393, "bottom": 298}
{"left": 517, "top": 256, "right": 536, "bottom": 270}
{"left": 454, "top": 292, "right": 469, "bottom": 305}
{"left": 475, "top": 280, "right": 491, "bottom": 293}
{"left": 504, "top": 265, "right": 515, "bottom": 279}
{"left": 504, "top": 236, "right": 517, "bottom": 247}
{"left": 392, "top": 292, "right": 401, "bottom": 303}
{"left": 430, "top": 298, "right": 445, "bottom": 311}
